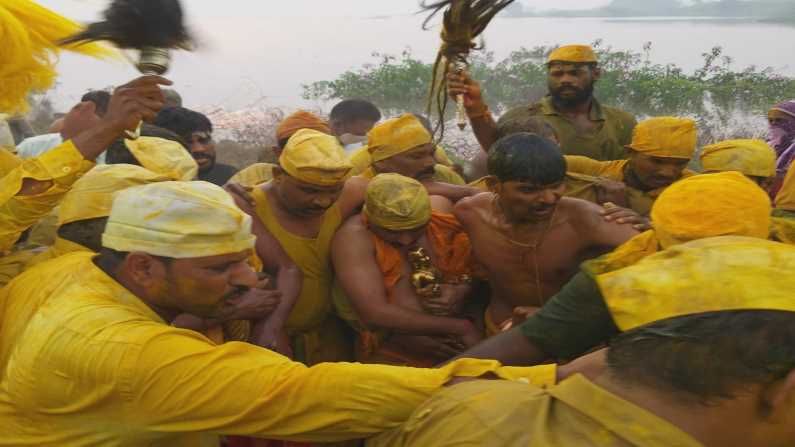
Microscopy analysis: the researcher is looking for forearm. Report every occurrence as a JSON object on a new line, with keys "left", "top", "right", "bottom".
{"left": 452, "top": 327, "right": 548, "bottom": 366}
{"left": 263, "top": 264, "right": 302, "bottom": 329}
{"left": 360, "top": 304, "right": 471, "bottom": 337}
{"left": 469, "top": 112, "right": 499, "bottom": 153}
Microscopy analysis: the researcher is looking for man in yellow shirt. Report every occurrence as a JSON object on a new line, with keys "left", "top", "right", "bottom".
{"left": 0, "top": 180, "right": 546, "bottom": 446}
{"left": 371, "top": 237, "right": 795, "bottom": 447}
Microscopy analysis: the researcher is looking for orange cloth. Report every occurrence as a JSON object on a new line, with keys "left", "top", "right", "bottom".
{"left": 275, "top": 110, "right": 331, "bottom": 143}
{"left": 358, "top": 211, "right": 472, "bottom": 367}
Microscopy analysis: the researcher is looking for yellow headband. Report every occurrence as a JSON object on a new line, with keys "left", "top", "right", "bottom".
{"left": 103, "top": 181, "right": 255, "bottom": 259}
{"left": 0, "top": 0, "right": 114, "bottom": 113}
{"left": 627, "top": 117, "right": 697, "bottom": 159}
{"left": 700, "top": 139, "right": 776, "bottom": 178}
{"left": 598, "top": 236, "right": 795, "bottom": 331}
{"left": 547, "top": 45, "right": 597, "bottom": 64}
{"left": 776, "top": 163, "right": 795, "bottom": 212}
{"left": 279, "top": 128, "right": 352, "bottom": 186}
{"left": 368, "top": 114, "right": 432, "bottom": 163}
{"left": 651, "top": 172, "right": 771, "bottom": 249}
{"left": 364, "top": 173, "right": 431, "bottom": 231}
{"left": 58, "top": 164, "right": 170, "bottom": 226}
{"left": 124, "top": 137, "right": 198, "bottom": 181}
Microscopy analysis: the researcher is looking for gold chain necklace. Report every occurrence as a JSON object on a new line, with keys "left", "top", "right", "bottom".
{"left": 490, "top": 195, "right": 558, "bottom": 305}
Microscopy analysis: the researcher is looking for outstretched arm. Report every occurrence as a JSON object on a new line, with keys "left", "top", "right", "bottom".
{"left": 447, "top": 71, "right": 499, "bottom": 152}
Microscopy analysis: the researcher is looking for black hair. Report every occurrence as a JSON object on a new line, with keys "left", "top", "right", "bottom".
{"left": 105, "top": 124, "right": 188, "bottom": 166}
{"left": 94, "top": 247, "right": 174, "bottom": 273}
{"left": 57, "top": 217, "right": 109, "bottom": 252}
{"left": 329, "top": 99, "right": 381, "bottom": 125}
{"left": 607, "top": 310, "right": 795, "bottom": 404}
{"left": 153, "top": 106, "right": 212, "bottom": 141}
{"left": 487, "top": 132, "right": 566, "bottom": 185}
{"left": 81, "top": 90, "right": 111, "bottom": 117}
{"left": 496, "top": 114, "right": 557, "bottom": 141}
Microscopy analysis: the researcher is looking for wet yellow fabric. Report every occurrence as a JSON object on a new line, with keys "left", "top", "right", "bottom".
{"left": 276, "top": 110, "right": 331, "bottom": 142}
{"left": 627, "top": 117, "right": 697, "bottom": 159}
{"left": 364, "top": 174, "right": 431, "bottom": 231}
{"left": 103, "top": 181, "right": 256, "bottom": 259}
{"left": 0, "top": 252, "right": 560, "bottom": 445}
{"left": 227, "top": 162, "right": 276, "bottom": 187}
{"left": 58, "top": 164, "right": 170, "bottom": 226}
{"left": 771, "top": 216, "right": 795, "bottom": 244}
{"left": 775, "top": 162, "right": 795, "bottom": 212}
{"left": 0, "top": 147, "right": 20, "bottom": 177}
{"left": 499, "top": 97, "right": 636, "bottom": 160}
{"left": 0, "top": 0, "right": 114, "bottom": 113}
{"left": 652, "top": 171, "right": 771, "bottom": 249}
{"left": 279, "top": 129, "right": 352, "bottom": 186}
{"left": 252, "top": 186, "right": 344, "bottom": 362}
{"left": 349, "top": 145, "right": 454, "bottom": 176}
{"left": 547, "top": 44, "right": 598, "bottom": 64}
{"left": 368, "top": 374, "right": 700, "bottom": 447}
{"left": 124, "top": 136, "right": 198, "bottom": 181}
{"left": 700, "top": 139, "right": 776, "bottom": 178}
{"left": 25, "top": 235, "right": 88, "bottom": 270}
{"left": 0, "top": 247, "right": 41, "bottom": 288}
{"left": 21, "top": 207, "right": 57, "bottom": 247}
{"left": 0, "top": 140, "right": 93, "bottom": 252}
{"left": 599, "top": 236, "right": 795, "bottom": 331}
{"left": 368, "top": 114, "right": 433, "bottom": 163}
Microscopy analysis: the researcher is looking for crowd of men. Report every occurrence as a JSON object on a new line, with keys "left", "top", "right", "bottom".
{"left": 2, "top": 2, "right": 795, "bottom": 446}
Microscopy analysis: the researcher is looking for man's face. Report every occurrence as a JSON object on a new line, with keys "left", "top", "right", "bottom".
{"left": 273, "top": 169, "right": 345, "bottom": 217}
{"left": 189, "top": 131, "right": 216, "bottom": 172}
{"left": 374, "top": 144, "right": 437, "bottom": 181}
{"left": 493, "top": 179, "right": 565, "bottom": 223}
{"left": 153, "top": 250, "right": 257, "bottom": 318}
{"left": 628, "top": 151, "right": 690, "bottom": 190}
{"left": 60, "top": 101, "right": 101, "bottom": 140}
{"left": 369, "top": 223, "right": 427, "bottom": 249}
{"left": 547, "top": 63, "right": 597, "bottom": 107}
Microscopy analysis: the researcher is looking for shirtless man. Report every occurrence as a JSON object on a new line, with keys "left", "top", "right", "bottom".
{"left": 454, "top": 132, "right": 638, "bottom": 336}
{"left": 332, "top": 174, "right": 481, "bottom": 366}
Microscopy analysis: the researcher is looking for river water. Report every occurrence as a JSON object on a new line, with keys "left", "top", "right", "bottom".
{"left": 51, "top": 15, "right": 795, "bottom": 111}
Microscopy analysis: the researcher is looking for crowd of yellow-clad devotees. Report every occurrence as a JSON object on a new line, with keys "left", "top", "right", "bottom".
{"left": 3, "top": 2, "right": 795, "bottom": 446}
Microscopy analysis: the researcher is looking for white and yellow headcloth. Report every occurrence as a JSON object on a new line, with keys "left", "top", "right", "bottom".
{"left": 102, "top": 181, "right": 256, "bottom": 259}
{"left": 364, "top": 173, "right": 431, "bottom": 231}
{"left": 598, "top": 236, "right": 795, "bottom": 331}
{"left": 124, "top": 137, "right": 198, "bottom": 181}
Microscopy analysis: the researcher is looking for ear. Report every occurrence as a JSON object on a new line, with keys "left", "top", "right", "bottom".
{"left": 484, "top": 175, "right": 500, "bottom": 193}
{"left": 125, "top": 252, "right": 167, "bottom": 288}
{"left": 271, "top": 166, "right": 285, "bottom": 183}
{"left": 761, "top": 369, "right": 795, "bottom": 422}
{"left": 591, "top": 66, "right": 602, "bottom": 81}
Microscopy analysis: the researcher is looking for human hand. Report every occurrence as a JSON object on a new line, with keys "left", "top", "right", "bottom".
{"left": 601, "top": 202, "right": 652, "bottom": 231}
{"left": 594, "top": 179, "right": 629, "bottom": 207}
{"left": 252, "top": 323, "right": 294, "bottom": 358}
{"left": 446, "top": 68, "right": 484, "bottom": 111}
{"left": 511, "top": 306, "right": 540, "bottom": 327}
{"left": 224, "top": 182, "right": 255, "bottom": 208}
{"left": 457, "top": 320, "right": 483, "bottom": 348}
{"left": 422, "top": 283, "right": 470, "bottom": 316}
{"left": 103, "top": 75, "right": 172, "bottom": 134}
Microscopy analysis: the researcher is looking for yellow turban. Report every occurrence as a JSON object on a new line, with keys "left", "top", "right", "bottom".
{"left": 651, "top": 171, "right": 771, "bottom": 249}
{"left": 0, "top": 0, "right": 114, "bottom": 113}
{"left": 700, "top": 139, "right": 776, "bottom": 178}
{"left": 627, "top": 117, "right": 697, "bottom": 159}
{"left": 364, "top": 173, "right": 431, "bottom": 231}
{"left": 124, "top": 137, "right": 198, "bottom": 181}
{"left": 279, "top": 129, "right": 352, "bottom": 186}
{"left": 58, "top": 164, "right": 170, "bottom": 226}
{"left": 775, "top": 163, "right": 795, "bottom": 212}
{"left": 276, "top": 110, "right": 331, "bottom": 143}
{"left": 102, "top": 181, "right": 256, "bottom": 259}
{"left": 368, "top": 114, "right": 432, "bottom": 163}
{"left": 547, "top": 45, "right": 597, "bottom": 64}
{"left": 598, "top": 236, "right": 795, "bottom": 331}
{"left": 226, "top": 162, "right": 275, "bottom": 188}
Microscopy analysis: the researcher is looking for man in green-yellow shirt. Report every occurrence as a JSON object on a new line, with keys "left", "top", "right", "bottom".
{"left": 448, "top": 44, "right": 636, "bottom": 161}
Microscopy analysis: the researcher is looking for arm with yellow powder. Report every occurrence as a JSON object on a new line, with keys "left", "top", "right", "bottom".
{"left": 0, "top": 76, "right": 172, "bottom": 252}
{"left": 125, "top": 329, "right": 524, "bottom": 441}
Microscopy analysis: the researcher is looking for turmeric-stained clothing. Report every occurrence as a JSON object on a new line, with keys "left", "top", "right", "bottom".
{"left": 772, "top": 211, "right": 795, "bottom": 244}
{"left": 227, "top": 163, "right": 276, "bottom": 187}
{"left": 563, "top": 156, "right": 695, "bottom": 216}
{"left": 0, "top": 147, "right": 21, "bottom": 177}
{"left": 357, "top": 212, "right": 472, "bottom": 366}
{"left": 0, "top": 248, "right": 41, "bottom": 288}
{"left": 368, "top": 374, "right": 701, "bottom": 447}
{"left": 775, "top": 160, "right": 795, "bottom": 212}
{"left": 25, "top": 235, "right": 88, "bottom": 269}
{"left": 497, "top": 97, "right": 637, "bottom": 161}
{"left": 0, "top": 140, "right": 93, "bottom": 252}
{"left": 0, "top": 252, "right": 545, "bottom": 446}
{"left": 361, "top": 165, "right": 465, "bottom": 185}
{"left": 252, "top": 186, "right": 349, "bottom": 364}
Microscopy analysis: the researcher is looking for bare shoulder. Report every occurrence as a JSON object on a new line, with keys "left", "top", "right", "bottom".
{"left": 336, "top": 213, "right": 368, "bottom": 238}
{"left": 454, "top": 192, "right": 492, "bottom": 218}
{"left": 558, "top": 197, "right": 605, "bottom": 228}
{"left": 430, "top": 195, "right": 455, "bottom": 213}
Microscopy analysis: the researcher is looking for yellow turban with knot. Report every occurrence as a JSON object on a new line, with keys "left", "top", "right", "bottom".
{"left": 279, "top": 129, "right": 352, "bottom": 186}
{"left": 102, "top": 181, "right": 256, "bottom": 259}
{"left": 597, "top": 236, "right": 795, "bottom": 331}
{"left": 368, "top": 114, "right": 432, "bottom": 163}
{"left": 124, "top": 137, "right": 198, "bottom": 181}
{"left": 364, "top": 173, "right": 431, "bottom": 231}
{"left": 547, "top": 45, "right": 597, "bottom": 64}
{"left": 651, "top": 171, "right": 771, "bottom": 249}
{"left": 58, "top": 164, "right": 170, "bottom": 226}
{"left": 627, "top": 117, "right": 697, "bottom": 159}
{"left": 275, "top": 110, "right": 331, "bottom": 143}
{"left": 775, "top": 163, "right": 795, "bottom": 212}
{"left": 700, "top": 139, "right": 776, "bottom": 178}
{"left": 0, "top": 0, "right": 114, "bottom": 113}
